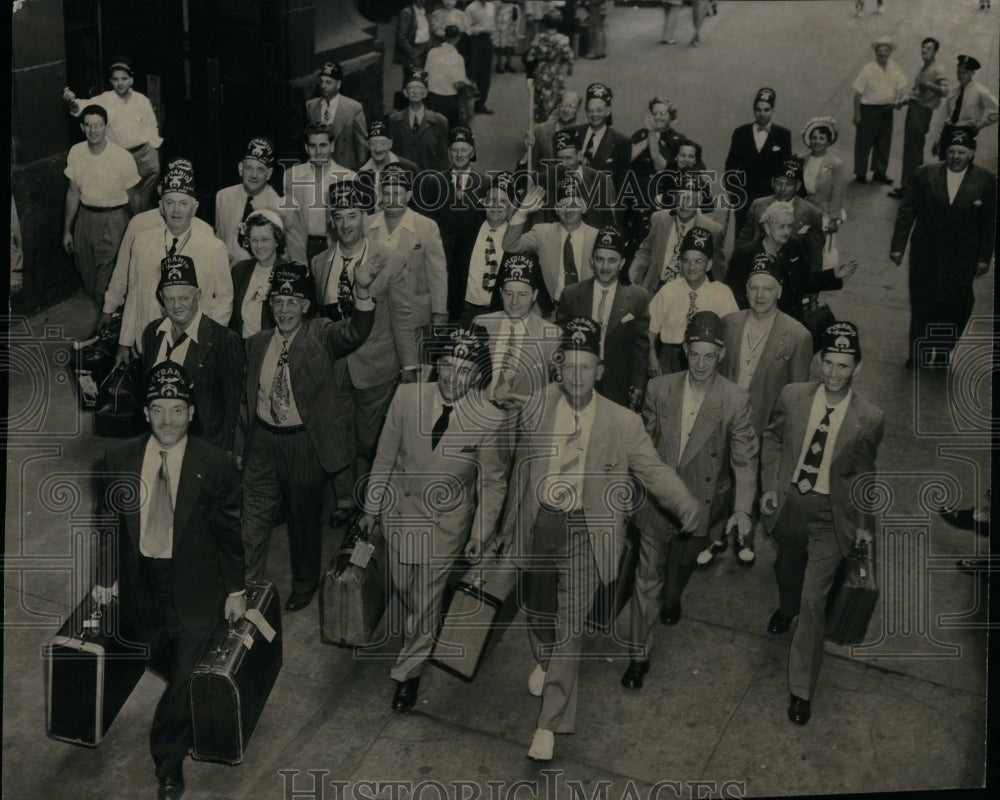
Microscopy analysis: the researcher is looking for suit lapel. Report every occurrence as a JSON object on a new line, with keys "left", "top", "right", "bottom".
{"left": 657, "top": 376, "right": 683, "bottom": 467}
{"left": 751, "top": 315, "right": 787, "bottom": 390}
{"left": 680, "top": 375, "right": 723, "bottom": 468}
{"left": 607, "top": 284, "right": 630, "bottom": 331}
{"left": 183, "top": 318, "right": 214, "bottom": 371}
{"left": 832, "top": 393, "right": 862, "bottom": 462}
{"left": 173, "top": 439, "right": 203, "bottom": 542}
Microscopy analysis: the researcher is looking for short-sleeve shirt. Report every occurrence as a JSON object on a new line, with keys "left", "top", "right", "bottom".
{"left": 64, "top": 141, "right": 141, "bottom": 207}
{"left": 852, "top": 60, "right": 908, "bottom": 106}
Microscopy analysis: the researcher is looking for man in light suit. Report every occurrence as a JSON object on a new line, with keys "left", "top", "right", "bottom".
{"left": 359, "top": 328, "right": 509, "bottom": 713}
{"left": 539, "top": 129, "right": 617, "bottom": 229}
{"left": 140, "top": 255, "right": 242, "bottom": 453}
{"left": 624, "top": 312, "right": 758, "bottom": 689}
{"left": 490, "top": 317, "right": 700, "bottom": 762}
{"left": 239, "top": 261, "right": 377, "bottom": 613}
{"left": 572, "top": 83, "right": 633, "bottom": 199}
{"left": 387, "top": 68, "right": 450, "bottom": 173}
{"left": 94, "top": 362, "right": 245, "bottom": 800}
{"left": 502, "top": 181, "right": 599, "bottom": 318}
{"left": 305, "top": 61, "right": 367, "bottom": 171}
{"left": 760, "top": 322, "right": 884, "bottom": 726}
{"left": 214, "top": 137, "right": 283, "bottom": 266}
{"left": 890, "top": 125, "right": 996, "bottom": 368}
{"left": 556, "top": 225, "right": 650, "bottom": 410}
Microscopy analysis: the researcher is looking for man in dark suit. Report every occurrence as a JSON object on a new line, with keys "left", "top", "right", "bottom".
{"left": 539, "top": 129, "right": 618, "bottom": 229}
{"left": 94, "top": 362, "right": 245, "bottom": 800}
{"left": 238, "top": 261, "right": 378, "bottom": 612}
{"left": 890, "top": 125, "right": 996, "bottom": 368}
{"left": 140, "top": 254, "right": 242, "bottom": 453}
{"left": 520, "top": 90, "right": 582, "bottom": 173}
{"left": 387, "top": 68, "right": 450, "bottom": 173}
{"left": 724, "top": 87, "right": 792, "bottom": 235}
{"left": 760, "top": 322, "right": 884, "bottom": 726}
{"left": 305, "top": 61, "right": 368, "bottom": 171}
{"left": 556, "top": 226, "right": 650, "bottom": 410}
{"left": 394, "top": 0, "right": 432, "bottom": 78}
{"left": 572, "top": 83, "right": 633, "bottom": 200}
{"left": 624, "top": 312, "right": 758, "bottom": 689}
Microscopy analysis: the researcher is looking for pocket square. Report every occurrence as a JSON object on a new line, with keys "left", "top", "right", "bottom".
{"left": 604, "top": 463, "right": 617, "bottom": 471}
{"left": 797, "top": 225, "right": 810, "bottom": 235}
{"left": 413, "top": 243, "right": 422, "bottom": 250}
{"left": 973, "top": 199, "right": 983, "bottom": 207}
{"left": 621, "top": 312, "right": 635, "bottom": 324}
{"left": 771, "top": 145, "right": 781, "bottom": 152}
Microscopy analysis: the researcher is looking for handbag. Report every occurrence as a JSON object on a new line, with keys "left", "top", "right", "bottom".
{"left": 802, "top": 295, "right": 835, "bottom": 353}
{"left": 93, "top": 361, "right": 146, "bottom": 438}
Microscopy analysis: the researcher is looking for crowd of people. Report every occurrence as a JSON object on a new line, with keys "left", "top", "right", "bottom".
{"left": 50, "top": 3, "right": 997, "bottom": 798}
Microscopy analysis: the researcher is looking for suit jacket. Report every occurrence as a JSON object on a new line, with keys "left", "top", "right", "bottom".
{"left": 555, "top": 279, "right": 650, "bottom": 406}
{"left": 720, "top": 309, "right": 813, "bottom": 438}
{"left": 140, "top": 315, "right": 243, "bottom": 451}
{"left": 100, "top": 435, "right": 244, "bottom": 634}
{"left": 736, "top": 194, "right": 825, "bottom": 272}
{"left": 311, "top": 238, "right": 418, "bottom": 387}
{"left": 629, "top": 210, "right": 726, "bottom": 293}
{"left": 539, "top": 164, "right": 617, "bottom": 229}
{"left": 305, "top": 94, "right": 368, "bottom": 171}
{"left": 501, "top": 220, "right": 599, "bottom": 307}
{"left": 394, "top": 4, "right": 431, "bottom": 66}
{"left": 572, "top": 123, "right": 633, "bottom": 197}
{"left": 891, "top": 162, "right": 996, "bottom": 275}
{"left": 366, "top": 382, "right": 510, "bottom": 565}
{"left": 499, "top": 386, "right": 697, "bottom": 583}
{"left": 280, "top": 160, "right": 358, "bottom": 265}
{"left": 724, "top": 123, "right": 793, "bottom": 204}
{"left": 388, "top": 107, "right": 451, "bottom": 172}
{"left": 634, "top": 372, "right": 758, "bottom": 538}
{"left": 525, "top": 118, "right": 576, "bottom": 171}
{"left": 761, "top": 382, "right": 885, "bottom": 555}
{"left": 214, "top": 183, "right": 283, "bottom": 266}
{"left": 800, "top": 150, "right": 845, "bottom": 220}
{"left": 229, "top": 258, "right": 279, "bottom": 339}
{"left": 237, "top": 309, "right": 375, "bottom": 472}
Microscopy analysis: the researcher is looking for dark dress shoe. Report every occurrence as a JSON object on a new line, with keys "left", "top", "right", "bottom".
{"left": 787, "top": 695, "right": 811, "bottom": 725}
{"left": 158, "top": 774, "right": 185, "bottom": 800}
{"left": 474, "top": 105, "right": 495, "bottom": 115}
{"left": 767, "top": 609, "right": 793, "bottom": 634}
{"left": 659, "top": 603, "right": 682, "bottom": 625}
{"left": 285, "top": 587, "right": 317, "bottom": 612}
{"left": 620, "top": 660, "right": 650, "bottom": 690}
{"left": 872, "top": 173, "right": 894, "bottom": 185}
{"left": 392, "top": 677, "right": 420, "bottom": 713}
{"left": 887, "top": 187, "right": 906, "bottom": 199}
{"left": 938, "top": 507, "right": 988, "bottom": 535}
{"left": 854, "top": 175, "right": 868, "bottom": 184}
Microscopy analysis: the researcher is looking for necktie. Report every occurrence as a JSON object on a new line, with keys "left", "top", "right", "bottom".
{"left": 431, "top": 404, "right": 453, "bottom": 450}
{"left": 411, "top": 115, "right": 420, "bottom": 134}
{"left": 168, "top": 237, "right": 179, "bottom": 256}
{"left": 241, "top": 195, "right": 255, "bottom": 223}
{"left": 323, "top": 100, "right": 332, "bottom": 125}
{"left": 559, "top": 413, "right": 583, "bottom": 509}
{"left": 269, "top": 337, "right": 291, "bottom": 424}
{"left": 795, "top": 406, "right": 835, "bottom": 494}
{"left": 563, "top": 233, "right": 579, "bottom": 289}
{"left": 145, "top": 451, "right": 173, "bottom": 558}
{"left": 163, "top": 331, "right": 188, "bottom": 362}
{"left": 482, "top": 233, "right": 498, "bottom": 290}
{"left": 335, "top": 256, "right": 355, "bottom": 320}
{"left": 501, "top": 324, "right": 519, "bottom": 375}
{"left": 950, "top": 85, "right": 965, "bottom": 123}
{"left": 582, "top": 133, "right": 596, "bottom": 164}
{"left": 686, "top": 289, "right": 698, "bottom": 324}
{"left": 597, "top": 288, "right": 609, "bottom": 358}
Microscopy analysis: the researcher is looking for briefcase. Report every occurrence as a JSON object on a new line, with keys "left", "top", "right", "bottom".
{"left": 431, "top": 550, "right": 520, "bottom": 681}
{"left": 189, "top": 580, "right": 283, "bottom": 765}
{"left": 587, "top": 527, "right": 640, "bottom": 634}
{"left": 825, "top": 541, "right": 880, "bottom": 645}
{"left": 71, "top": 314, "right": 122, "bottom": 411}
{"left": 319, "top": 513, "right": 388, "bottom": 648}
{"left": 93, "top": 360, "right": 147, "bottom": 438}
{"left": 44, "top": 594, "right": 146, "bottom": 747}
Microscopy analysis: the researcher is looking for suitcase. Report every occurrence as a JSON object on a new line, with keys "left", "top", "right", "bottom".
{"left": 825, "top": 541, "right": 880, "bottom": 645}
{"left": 71, "top": 313, "right": 122, "bottom": 411}
{"left": 44, "top": 594, "right": 146, "bottom": 747}
{"left": 319, "top": 513, "right": 388, "bottom": 647}
{"left": 93, "top": 360, "right": 147, "bottom": 438}
{"left": 189, "top": 580, "right": 282, "bottom": 765}
{"left": 431, "top": 551, "right": 520, "bottom": 681}
{"left": 586, "top": 527, "right": 640, "bottom": 634}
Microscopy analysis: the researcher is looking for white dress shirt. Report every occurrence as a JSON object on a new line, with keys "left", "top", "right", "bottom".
{"left": 241, "top": 262, "right": 275, "bottom": 339}
{"left": 753, "top": 124, "right": 771, "bottom": 153}
{"left": 678, "top": 374, "right": 707, "bottom": 464}
{"left": 139, "top": 435, "right": 187, "bottom": 557}
{"left": 591, "top": 281, "right": 617, "bottom": 358}
{"left": 426, "top": 43, "right": 467, "bottom": 96}
{"left": 73, "top": 90, "right": 163, "bottom": 149}
{"left": 649, "top": 279, "right": 739, "bottom": 344}
{"left": 852, "top": 60, "right": 908, "bottom": 105}
{"left": 540, "top": 391, "right": 598, "bottom": 512}
{"left": 152, "top": 310, "right": 202, "bottom": 366}
{"left": 946, "top": 166, "right": 968, "bottom": 204}
{"left": 791, "top": 386, "right": 852, "bottom": 496}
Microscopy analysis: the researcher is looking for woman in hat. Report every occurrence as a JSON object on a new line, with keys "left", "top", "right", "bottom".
{"left": 524, "top": 9, "right": 575, "bottom": 123}
{"left": 230, "top": 210, "right": 288, "bottom": 339}
{"left": 799, "top": 116, "right": 846, "bottom": 241}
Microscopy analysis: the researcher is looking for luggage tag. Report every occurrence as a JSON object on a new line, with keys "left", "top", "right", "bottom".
{"left": 82, "top": 611, "right": 101, "bottom": 631}
{"left": 350, "top": 539, "right": 376, "bottom": 569}
{"left": 227, "top": 622, "right": 254, "bottom": 651}
{"left": 244, "top": 608, "right": 276, "bottom": 643}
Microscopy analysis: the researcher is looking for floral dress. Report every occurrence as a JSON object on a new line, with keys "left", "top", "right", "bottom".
{"left": 524, "top": 30, "right": 574, "bottom": 122}
{"left": 493, "top": 1, "right": 521, "bottom": 49}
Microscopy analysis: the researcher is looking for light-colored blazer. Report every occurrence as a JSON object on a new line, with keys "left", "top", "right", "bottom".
{"left": 799, "top": 150, "right": 845, "bottom": 221}
{"left": 214, "top": 183, "right": 283, "bottom": 266}
{"left": 629, "top": 210, "right": 726, "bottom": 292}
{"left": 305, "top": 94, "right": 368, "bottom": 171}
{"left": 501, "top": 221, "right": 599, "bottom": 302}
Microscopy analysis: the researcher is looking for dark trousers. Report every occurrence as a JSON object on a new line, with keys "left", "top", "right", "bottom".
{"left": 426, "top": 92, "right": 461, "bottom": 131}
{"left": 907, "top": 260, "right": 976, "bottom": 356}
{"left": 242, "top": 423, "right": 328, "bottom": 593}
{"left": 900, "top": 103, "right": 933, "bottom": 189}
{"left": 854, "top": 104, "right": 894, "bottom": 178}
{"left": 466, "top": 33, "right": 494, "bottom": 106}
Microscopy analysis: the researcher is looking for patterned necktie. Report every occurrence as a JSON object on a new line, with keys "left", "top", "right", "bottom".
{"left": 337, "top": 256, "right": 355, "bottom": 320}
{"left": 269, "top": 337, "right": 291, "bottom": 424}
{"left": 795, "top": 406, "right": 835, "bottom": 494}
{"left": 168, "top": 237, "right": 179, "bottom": 256}
{"left": 241, "top": 195, "right": 255, "bottom": 223}
{"left": 163, "top": 331, "right": 188, "bottom": 363}
{"left": 431, "top": 404, "right": 453, "bottom": 450}
{"left": 662, "top": 220, "right": 685, "bottom": 283}
{"left": 323, "top": 100, "right": 332, "bottom": 125}
{"left": 950, "top": 85, "right": 965, "bottom": 123}
{"left": 582, "top": 132, "right": 596, "bottom": 164}
{"left": 482, "top": 233, "right": 498, "bottom": 290}
{"left": 563, "top": 233, "right": 579, "bottom": 289}
{"left": 686, "top": 289, "right": 698, "bottom": 324}
{"left": 145, "top": 451, "right": 173, "bottom": 558}
{"left": 597, "top": 288, "right": 609, "bottom": 358}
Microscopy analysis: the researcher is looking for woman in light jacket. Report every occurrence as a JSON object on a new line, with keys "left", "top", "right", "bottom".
{"left": 799, "top": 116, "right": 846, "bottom": 236}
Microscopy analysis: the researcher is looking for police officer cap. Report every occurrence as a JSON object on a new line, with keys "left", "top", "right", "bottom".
{"left": 497, "top": 253, "right": 540, "bottom": 289}
{"left": 680, "top": 226, "right": 714, "bottom": 260}
{"left": 685, "top": 311, "right": 725, "bottom": 347}
{"left": 957, "top": 54, "right": 982, "bottom": 71}
{"left": 559, "top": 317, "right": 602, "bottom": 357}
{"left": 146, "top": 362, "right": 194, "bottom": 405}
{"left": 820, "top": 321, "right": 862, "bottom": 360}
{"left": 594, "top": 226, "right": 626, "bottom": 256}
{"left": 158, "top": 254, "right": 198, "bottom": 292}
{"left": 269, "top": 262, "right": 312, "bottom": 299}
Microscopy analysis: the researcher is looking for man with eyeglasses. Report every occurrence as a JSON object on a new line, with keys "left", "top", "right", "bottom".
{"left": 521, "top": 90, "right": 583, "bottom": 173}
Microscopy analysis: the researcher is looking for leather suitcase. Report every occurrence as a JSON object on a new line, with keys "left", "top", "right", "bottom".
{"left": 189, "top": 580, "right": 282, "bottom": 765}
{"left": 587, "top": 527, "right": 640, "bottom": 634}
{"left": 431, "top": 552, "right": 520, "bottom": 681}
{"left": 93, "top": 361, "right": 147, "bottom": 438}
{"left": 44, "top": 594, "right": 146, "bottom": 747}
{"left": 825, "top": 542, "right": 880, "bottom": 645}
{"left": 71, "top": 312, "right": 122, "bottom": 411}
{"left": 319, "top": 514, "right": 388, "bottom": 647}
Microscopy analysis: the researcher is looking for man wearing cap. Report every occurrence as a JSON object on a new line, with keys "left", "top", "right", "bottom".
{"left": 557, "top": 225, "right": 650, "bottom": 410}
{"left": 931, "top": 55, "right": 999, "bottom": 157}
{"left": 215, "top": 137, "right": 283, "bottom": 266}
{"left": 490, "top": 316, "right": 700, "bottom": 762}
{"left": 736, "top": 157, "right": 825, "bottom": 272}
{"left": 358, "top": 327, "right": 510, "bottom": 713}
{"left": 92, "top": 362, "right": 245, "bottom": 800}
{"left": 388, "top": 68, "right": 451, "bottom": 173}
{"left": 648, "top": 226, "right": 738, "bottom": 375}
{"left": 623, "top": 311, "right": 757, "bottom": 688}
{"left": 306, "top": 61, "right": 368, "bottom": 171}
{"left": 724, "top": 88, "right": 793, "bottom": 235}
{"left": 462, "top": 172, "right": 518, "bottom": 326}
{"left": 539, "top": 128, "right": 617, "bottom": 229}
{"left": 464, "top": 0, "right": 497, "bottom": 115}
{"left": 572, "top": 83, "right": 632, "bottom": 198}
{"left": 425, "top": 24, "right": 476, "bottom": 130}
{"left": 117, "top": 167, "right": 233, "bottom": 360}
{"left": 521, "top": 90, "right": 583, "bottom": 173}
{"left": 357, "top": 119, "right": 420, "bottom": 189}
{"left": 503, "top": 181, "right": 599, "bottom": 318}
{"left": 630, "top": 171, "right": 726, "bottom": 294}
{"left": 239, "top": 260, "right": 379, "bottom": 612}
{"left": 890, "top": 125, "right": 996, "bottom": 368}
{"left": 63, "top": 57, "right": 162, "bottom": 214}
{"left": 62, "top": 103, "right": 140, "bottom": 310}
{"left": 760, "top": 322, "right": 884, "bottom": 726}
{"left": 140, "top": 255, "right": 242, "bottom": 452}
{"left": 851, "top": 36, "right": 908, "bottom": 185}
{"left": 281, "top": 122, "right": 358, "bottom": 266}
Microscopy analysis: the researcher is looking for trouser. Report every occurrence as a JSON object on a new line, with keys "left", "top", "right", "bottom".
{"left": 74, "top": 205, "right": 130, "bottom": 307}
{"left": 467, "top": 33, "right": 494, "bottom": 106}
{"left": 656, "top": 340, "right": 687, "bottom": 374}
{"left": 900, "top": 104, "right": 933, "bottom": 189}
{"left": 128, "top": 144, "right": 161, "bottom": 215}
{"left": 854, "top": 104, "right": 894, "bottom": 178}
{"left": 426, "top": 92, "right": 461, "bottom": 131}
{"left": 140, "top": 557, "right": 213, "bottom": 782}
{"left": 907, "top": 261, "right": 975, "bottom": 357}
{"left": 242, "top": 422, "right": 328, "bottom": 593}
{"left": 523, "top": 510, "right": 602, "bottom": 733}
{"left": 772, "top": 490, "right": 843, "bottom": 700}
{"left": 388, "top": 552, "right": 454, "bottom": 681}
{"left": 586, "top": 1, "right": 607, "bottom": 56}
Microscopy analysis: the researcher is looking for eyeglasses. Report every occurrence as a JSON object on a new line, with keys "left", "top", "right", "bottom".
{"left": 680, "top": 258, "right": 708, "bottom": 267}
{"left": 82, "top": 122, "right": 106, "bottom": 130}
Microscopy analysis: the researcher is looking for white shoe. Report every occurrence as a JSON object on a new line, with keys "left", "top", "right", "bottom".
{"left": 528, "top": 664, "right": 546, "bottom": 697}
{"left": 527, "top": 728, "right": 554, "bottom": 762}
{"left": 695, "top": 548, "right": 715, "bottom": 566}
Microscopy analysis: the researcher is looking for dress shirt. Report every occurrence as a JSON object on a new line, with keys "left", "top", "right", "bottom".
{"left": 852, "top": 60, "right": 908, "bottom": 105}
{"left": 911, "top": 60, "right": 948, "bottom": 110}
{"left": 580, "top": 126, "right": 606, "bottom": 161}
{"left": 557, "top": 225, "right": 586, "bottom": 301}
{"left": 946, "top": 167, "right": 968, "bottom": 204}
{"left": 661, "top": 215, "right": 695, "bottom": 282}
{"left": 152, "top": 310, "right": 202, "bottom": 366}
{"left": 753, "top": 124, "right": 771, "bottom": 153}
{"left": 241, "top": 262, "right": 275, "bottom": 339}
{"left": 414, "top": 6, "right": 431, "bottom": 44}
{"left": 64, "top": 141, "right": 140, "bottom": 207}
{"left": 426, "top": 43, "right": 467, "bottom": 96}
{"left": 678, "top": 374, "right": 707, "bottom": 464}
{"left": 358, "top": 153, "right": 401, "bottom": 175}
{"left": 490, "top": 315, "right": 529, "bottom": 387}
{"left": 942, "top": 79, "right": 999, "bottom": 130}
{"left": 367, "top": 209, "right": 417, "bottom": 250}
{"left": 321, "top": 241, "right": 367, "bottom": 304}
{"left": 791, "top": 386, "right": 852, "bottom": 496}
{"left": 649, "top": 280, "right": 738, "bottom": 344}
{"left": 466, "top": 221, "right": 507, "bottom": 306}
{"left": 256, "top": 327, "right": 305, "bottom": 426}
{"left": 319, "top": 94, "right": 341, "bottom": 126}
{"left": 541, "top": 391, "right": 598, "bottom": 512}
{"left": 139, "top": 435, "right": 188, "bottom": 556}
{"left": 464, "top": 1, "right": 496, "bottom": 34}
{"left": 736, "top": 311, "right": 777, "bottom": 390}
{"left": 74, "top": 90, "right": 163, "bottom": 149}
